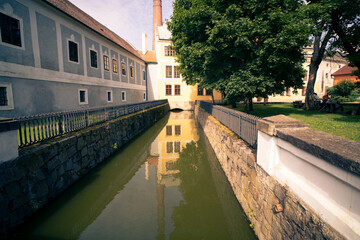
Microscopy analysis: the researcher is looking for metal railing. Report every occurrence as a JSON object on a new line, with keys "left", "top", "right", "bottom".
{"left": 16, "top": 100, "right": 168, "bottom": 148}
{"left": 199, "top": 101, "right": 260, "bottom": 148}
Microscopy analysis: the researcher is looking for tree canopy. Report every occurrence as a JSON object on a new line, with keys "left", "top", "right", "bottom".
{"left": 303, "top": 0, "right": 360, "bottom": 109}
{"left": 168, "top": 0, "right": 311, "bottom": 108}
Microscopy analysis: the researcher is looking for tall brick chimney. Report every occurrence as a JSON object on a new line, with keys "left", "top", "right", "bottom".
{"left": 153, "top": 0, "right": 162, "bottom": 50}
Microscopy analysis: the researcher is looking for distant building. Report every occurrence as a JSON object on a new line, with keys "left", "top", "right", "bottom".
{"left": 144, "top": 0, "right": 222, "bottom": 110}
{"left": 0, "top": 0, "right": 147, "bottom": 118}
{"left": 332, "top": 65, "right": 359, "bottom": 85}
{"left": 266, "top": 47, "right": 348, "bottom": 102}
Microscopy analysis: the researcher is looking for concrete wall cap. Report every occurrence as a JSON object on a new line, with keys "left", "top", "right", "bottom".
{"left": 276, "top": 127, "right": 360, "bottom": 176}
{"left": 257, "top": 115, "right": 309, "bottom": 135}
{"left": 0, "top": 118, "right": 19, "bottom": 133}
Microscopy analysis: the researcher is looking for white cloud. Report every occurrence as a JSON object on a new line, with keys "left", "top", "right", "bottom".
{"left": 69, "top": 0, "right": 173, "bottom": 50}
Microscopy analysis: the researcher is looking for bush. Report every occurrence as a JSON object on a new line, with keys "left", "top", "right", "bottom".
{"left": 327, "top": 80, "right": 360, "bottom": 102}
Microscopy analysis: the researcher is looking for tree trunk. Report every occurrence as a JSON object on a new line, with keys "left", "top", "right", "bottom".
{"left": 249, "top": 97, "right": 253, "bottom": 111}
{"left": 305, "top": 30, "right": 333, "bottom": 110}
{"left": 211, "top": 91, "right": 214, "bottom": 104}
{"left": 231, "top": 101, "right": 237, "bottom": 108}
{"left": 244, "top": 98, "right": 249, "bottom": 112}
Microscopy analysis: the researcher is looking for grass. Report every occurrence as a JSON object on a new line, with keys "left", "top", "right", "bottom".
{"left": 224, "top": 103, "right": 360, "bottom": 142}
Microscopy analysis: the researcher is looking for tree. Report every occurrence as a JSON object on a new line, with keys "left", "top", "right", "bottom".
{"left": 168, "top": 0, "right": 310, "bottom": 111}
{"left": 330, "top": 0, "right": 360, "bottom": 76}
{"left": 305, "top": 0, "right": 360, "bottom": 110}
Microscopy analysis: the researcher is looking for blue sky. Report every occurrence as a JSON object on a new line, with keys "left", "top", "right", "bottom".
{"left": 70, "top": 0, "right": 174, "bottom": 50}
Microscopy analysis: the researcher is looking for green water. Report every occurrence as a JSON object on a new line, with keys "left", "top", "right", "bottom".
{"left": 14, "top": 111, "right": 256, "bottom": 240}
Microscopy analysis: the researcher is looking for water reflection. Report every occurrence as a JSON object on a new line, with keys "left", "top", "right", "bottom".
{"left": 15, "top": 111, "right": 255, "bottom": 240}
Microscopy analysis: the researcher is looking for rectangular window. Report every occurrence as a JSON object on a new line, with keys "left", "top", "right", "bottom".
{"left": 107, "top": 90, "right": 112, "bottom": 102}
{"left": 79, "top": 89, "right": 88, "bottom": 104}
{"left": 143, "top": 93, "right": 146, "bottom": 100}
{"left": 166, "top": 161, "right": 177, "bottom": 170}
{"left": 174, "top": 85, "right": 181, "bottom": 95}
{"left": 175, "top": 125, "right": 181, "bottom": 136}
{"left": 121, "top": 91, "right": 126, "bottom": 101}
{"left": 166, "top": 66, "right": 172, "bottom": 78}
{"left": 166, "top": 142, "right": 173, "bottom": 153}
{"left": 121, "top": 62, "right": 126, "bottom": 75}
{"left": 0, "top": 87, "right": 7, "bottom": 106}
{"left": 0, "top": 13, "right": 21, "bottom": 47}
{"left": 174, "top": 66, "right": 180, "bottom": 78}
{"left": 286, "top": 88, "right": 291, "bottom": 96}
{"left": 68, "top": 40, "right": 79, "bottom": 63}
{"left": 0, "top": 83, "right": 13, "bottom": 110}
{"left": 112, "top": 59, "right": 118, "bottom": 73}
{"left": 90, "top": 50, "right": 97, "bottom": 68}
{"left": 197, "top": 86, "right": 204, "bottom": 96}
{"left": 165, "top": 85, "right": 172, "bottom": 95}
{"left": 143, "top": 70, "right": 146, "bottom": 81}
{"left": 174, "top": 141, "right": 181, "bottom": 153}
{"left": 130, "top": 66, "right": 134, "bottom": 78}
{"left": 103, "top": 55, "right": 109, "bottom": 71}
{"left": 205, "top": 89, "right": 212, "bottom": 96}
{"left": 164, "top": 46, "right": 176, "bottom": 56}
{"left": 166, "top": 125, "right": 172, "bottom": 136}
{"left": 302, "top": 87, "right": 306, "bottom": 96}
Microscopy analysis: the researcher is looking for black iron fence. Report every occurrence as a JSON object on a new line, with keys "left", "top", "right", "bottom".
{"left": 16, "top": 100, "right": 168, "bottom": 148}
{"left": 199, "top": 101, "right": 260, "bottom": 148}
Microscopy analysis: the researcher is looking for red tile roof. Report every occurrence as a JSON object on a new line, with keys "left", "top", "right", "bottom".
{"left": 332, "top": 65, "right": 358, "bottom": 76}
{"left": 139, "top": 50, "right": 157, "bottom": 63}
{"left": 42, "top": 0, "right": 144, "bottom": 61}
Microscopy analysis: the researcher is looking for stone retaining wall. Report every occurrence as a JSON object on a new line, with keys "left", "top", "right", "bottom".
{"left": 195, "top": 106, "right": 344, "bottom": 240}
{"left": 0, "top": 103, "right": 169, "bottom": 235}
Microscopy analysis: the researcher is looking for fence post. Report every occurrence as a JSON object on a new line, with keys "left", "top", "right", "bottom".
{"left": 0, "top": 118, "right": 19, "bottom": 162}
{"left": 58, "top": 114, "right": 63, "bottom": 135}
{"left": 85, "top": 111, "right": 89, "bottom": 127}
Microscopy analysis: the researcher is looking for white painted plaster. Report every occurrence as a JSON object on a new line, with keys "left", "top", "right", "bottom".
{"left": 0, "top": 61, "right": 145, "bottom": 91}
{"left": 28, "top": 5, "right": 41, "bottom": 68}
{"left": 0, "top": 129, "right": 18, "bottom": 162}
{"left": 257, "top": 133, "right": 360, "bottom": 239}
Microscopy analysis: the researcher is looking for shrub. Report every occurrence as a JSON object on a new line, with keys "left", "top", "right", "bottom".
{"left": 327, "top": 80, "right": 360, "bottom": 102}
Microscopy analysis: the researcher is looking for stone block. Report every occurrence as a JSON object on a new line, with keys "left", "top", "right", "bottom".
{"left": 34, "top": 169, "right": 46, "bottom": 181}
{"left": 5, "top": 182, "right": 22, "bottom": 200}
{"left": 32, "top": 180, "right": 48, "bottom": 199}
{"left": 81, "top": 147, "right": 88, "bottom": 157}
{"left": 77, "top": 136, "right": 85, "bottom": 150}
{"left": 47, "top": 156, "right": 60, "bottom": 171}
{"left": 58, "top": 165, "right": 65, "bottom": 176}
{"left": 67, "top": 145, "right": 77, "bottom": 158}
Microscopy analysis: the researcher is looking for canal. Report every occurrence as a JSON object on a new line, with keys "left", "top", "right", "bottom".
{"left": 14, "top": 111, "right": 256, "bottom": 240}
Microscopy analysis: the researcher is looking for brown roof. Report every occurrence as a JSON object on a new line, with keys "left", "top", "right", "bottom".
{"left": 332, "top": 65, "right": 358, "bottom": 76}
{"left": 138, "top": 50, "right": 157, "bottom": 63}
{"left": 42, "top": 0, "right": 144, "bottom": 61}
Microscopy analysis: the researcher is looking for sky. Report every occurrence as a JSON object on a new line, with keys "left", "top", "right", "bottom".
{"left": 69, "top": 0, "right": 174, "bottom": 51}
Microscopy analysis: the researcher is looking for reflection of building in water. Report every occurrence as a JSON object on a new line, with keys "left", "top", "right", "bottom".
{"left": 145, "top": 111, "right": 199, "bottom": 239}
{"left": 146, "top": 111, "right": 199, "bottom": 186}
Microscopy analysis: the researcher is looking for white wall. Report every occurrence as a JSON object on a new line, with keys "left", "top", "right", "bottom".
{"left": 257, "top": 131, "right": 360, "bottom": 240}
{"left": 0, "top": 129, "right": 18, "bottom": 162}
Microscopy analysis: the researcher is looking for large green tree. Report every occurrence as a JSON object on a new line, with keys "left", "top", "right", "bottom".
{"left": 168, "top": 0, "right": 310, "bottom": 110}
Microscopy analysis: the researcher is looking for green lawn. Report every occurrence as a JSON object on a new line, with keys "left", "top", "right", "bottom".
{"left": 224, "top": 103, "right": 360, "bottom": 142}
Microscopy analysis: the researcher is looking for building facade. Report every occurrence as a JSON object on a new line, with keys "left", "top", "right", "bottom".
{"left": 145, "top": 0, "right": 222, "bottom": 111}
{"left": 332, "top": 65, "right": 359, "bottom": 85}
{"left": 0, "top": 0, "right": 147, "bottom": 118}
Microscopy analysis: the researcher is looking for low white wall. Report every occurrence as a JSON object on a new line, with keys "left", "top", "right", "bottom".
{"left": 257, "top": 130, "right": 360, "bottom": 240}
